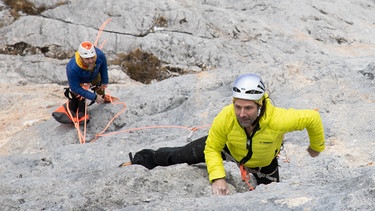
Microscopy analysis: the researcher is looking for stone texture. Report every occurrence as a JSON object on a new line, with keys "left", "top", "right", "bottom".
{"left": 0, "top": 0, "right": 374, "bottom": 210}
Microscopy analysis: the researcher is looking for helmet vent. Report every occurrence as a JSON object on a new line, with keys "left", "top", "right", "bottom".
{"left": 233, "top": 87, "right": 241, "bottom": 93}
{"left": 258, "top": 82, "right": 265, "bottom": 91}
{"left": 245, "top": 90, "right": 263, "bottom": 94}
{"left": 233, "top": 87, "right": 263, "bottom": 95}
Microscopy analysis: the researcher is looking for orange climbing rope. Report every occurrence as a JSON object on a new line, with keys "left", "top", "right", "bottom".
{"left": 94, "top": 18, "right": 112, "bottom": 49}
{"left": 90, "top": 90, "right": 210, "bottom": 142}
{"left": 83, "top": 89, "right": 212, "bottom": 143}
{"left": 65, "top": 99, "right": 89, "bottom": 144}
{"left": 90, "top": 89, "right": 127, "bottom": 143}
{"left": 90, "top": 124, "right": 212, "bottom": 143}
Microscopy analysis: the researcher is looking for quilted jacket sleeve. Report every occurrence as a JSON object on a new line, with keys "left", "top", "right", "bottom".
{"left": 272, "top": 107, "right": 325, "bottom": 152}
{"left": 204, "top": 106, "right": 232, "bottom": 183}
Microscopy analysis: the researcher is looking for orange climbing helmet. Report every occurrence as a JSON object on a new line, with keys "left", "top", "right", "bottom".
{"left": 78, "top": 41, "right": 96, "bottom": 58}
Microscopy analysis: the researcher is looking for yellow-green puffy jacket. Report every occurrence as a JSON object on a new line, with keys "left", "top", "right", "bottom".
{"left": 204, "top": 97, "right": 325, "bottom": 182}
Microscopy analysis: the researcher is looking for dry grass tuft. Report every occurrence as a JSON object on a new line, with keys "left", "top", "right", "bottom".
{"left": 3, "top": 0, "right": 67, "bottom": 19}
{"left": 111, "top": 48, "right": 165, "bottom": 84}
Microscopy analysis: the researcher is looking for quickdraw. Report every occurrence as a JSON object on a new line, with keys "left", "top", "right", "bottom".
{"left": 240, "top": 165, "right": 255, "bottom": 191}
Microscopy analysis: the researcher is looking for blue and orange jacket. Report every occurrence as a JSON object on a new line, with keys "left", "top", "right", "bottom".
{"left": 66, "top": 47, "right": 108, "bottom": 101}
{"left": 204, "top": 95, "right": 325, "bottom": 182}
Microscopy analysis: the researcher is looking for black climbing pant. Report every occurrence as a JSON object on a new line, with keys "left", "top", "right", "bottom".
{"left": 68, "top": 95, "right": 86, "bottom": 116}
{"left": 130, "top": 135, "right": 280, "bottom": 185}
{"left": 131, "top": 136, "right": 207, "bottom": 169}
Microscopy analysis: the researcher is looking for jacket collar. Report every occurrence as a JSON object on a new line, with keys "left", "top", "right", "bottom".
{"left": 75, "top": 51, "right": 96, "bottom": 70}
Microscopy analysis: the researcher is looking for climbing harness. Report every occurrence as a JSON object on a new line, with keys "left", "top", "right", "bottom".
{"left": 224, "top": 121, "right": 285, "bottom": 191}
{"left": 239, "top": 164, "right": 279, "bottom": 191}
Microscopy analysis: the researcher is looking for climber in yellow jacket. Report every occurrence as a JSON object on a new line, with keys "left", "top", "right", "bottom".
{"left": 205, "top": 74, "right": 324, "bottom": 195}
{"left": 123, "top": 73, "right": 325, "bottom": 195}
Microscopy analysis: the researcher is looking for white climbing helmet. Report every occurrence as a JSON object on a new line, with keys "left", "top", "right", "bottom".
{"left": 232, "top": 74, "right": 265, "bottom": 100}
{"left": 78, "top": 41, "right": 96, "bottom": 58}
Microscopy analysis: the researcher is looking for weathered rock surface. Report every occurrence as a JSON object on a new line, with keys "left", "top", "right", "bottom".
{"left": 0, "top": 0, "right": 374, "bottom": 210}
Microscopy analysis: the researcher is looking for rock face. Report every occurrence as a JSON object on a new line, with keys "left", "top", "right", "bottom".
{"left": 0, "top": 0, "right": 374, "bottom": 210}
